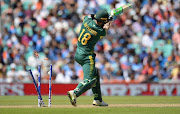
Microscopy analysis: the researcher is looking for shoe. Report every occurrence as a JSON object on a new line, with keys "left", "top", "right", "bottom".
{"left": 67, "top": 90, "right": 77, "bottom": 107}
{"left": 93, "top": 100, "right": 108, "bottom": 106}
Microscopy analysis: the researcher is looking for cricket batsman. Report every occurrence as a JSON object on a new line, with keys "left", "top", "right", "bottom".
{"left": 67, "top": 3, "right": 133, "bottom": 107}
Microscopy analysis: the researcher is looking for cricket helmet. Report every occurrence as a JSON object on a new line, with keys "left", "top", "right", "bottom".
{"left": 95, "top": 9, "right": 109, "bottom": 23}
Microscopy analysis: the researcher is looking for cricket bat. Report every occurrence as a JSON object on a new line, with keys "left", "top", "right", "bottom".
{"left": 110, "top": 3, "right": 133, "bottom": 17}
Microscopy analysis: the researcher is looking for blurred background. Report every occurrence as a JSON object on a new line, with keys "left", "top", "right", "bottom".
{"left": 0, "top": 0, "right": 180, "bottom": 85}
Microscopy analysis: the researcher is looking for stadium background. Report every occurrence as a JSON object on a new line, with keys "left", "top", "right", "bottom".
{"left": 0, "top": 0, "right": 180, "bottom": 96}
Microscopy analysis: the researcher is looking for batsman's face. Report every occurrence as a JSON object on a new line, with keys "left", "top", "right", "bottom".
{"left": 98, "top": 22, "right": 104, "bottom": 27}
{"left": 95, "top": 20, "right": 103, "bottom": 27}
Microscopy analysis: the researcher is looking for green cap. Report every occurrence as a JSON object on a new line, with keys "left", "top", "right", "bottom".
{"left": 95, "top": 9, "right": 109, "bottom": 22}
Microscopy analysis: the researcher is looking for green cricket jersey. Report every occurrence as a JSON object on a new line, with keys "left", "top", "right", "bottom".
{"left": 76, "top": 16, "right": 106, "bottom": 55}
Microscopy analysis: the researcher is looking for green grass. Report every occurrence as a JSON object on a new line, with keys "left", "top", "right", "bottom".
{"left": 1, "top": 107, "right": 180, "bottom": 114}
{"left": 0, "top": 96, "right": 180, "bottom": 114}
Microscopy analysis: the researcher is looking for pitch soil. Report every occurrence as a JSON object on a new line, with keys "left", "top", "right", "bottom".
{"left": 0, "top": 104, "right": 180, "bottom": 108}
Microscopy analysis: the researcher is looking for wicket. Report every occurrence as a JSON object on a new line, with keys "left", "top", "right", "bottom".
{"left": 29, "top": 69, "right": 45, "bottom": 107}
{"left": 29, "top": 64, "right": 52, "bottom": 107}
{"left": 48, "top": 65, "right": 52, "bottom": 107}
{"left": 38, "top": 65, "right": 41, "bottom": 107}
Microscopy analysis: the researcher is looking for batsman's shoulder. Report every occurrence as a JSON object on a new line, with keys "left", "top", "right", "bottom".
{"left": 83, "top": 15, "right": 93, "bottom": 23}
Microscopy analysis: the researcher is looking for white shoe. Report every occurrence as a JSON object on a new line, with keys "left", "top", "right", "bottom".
{"left": 93, "top": 100, "right": 108, "bottom": 106}
{"left": 67, "top": 90, "right": 77, "bottom": 107}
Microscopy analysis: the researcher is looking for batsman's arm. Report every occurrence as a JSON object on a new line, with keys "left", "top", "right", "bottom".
{"left": 110, "top": 3, "right": 133, "bottom": 17}
{"left": 105, "top": 3, "right": 133, "bottom": 31}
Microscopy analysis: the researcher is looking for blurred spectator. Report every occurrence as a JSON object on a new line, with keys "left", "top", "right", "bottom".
{"left": 0, "top": 0, "right": 180, "bottom": 84}
{"left": 158, "top": 67, "right": 170, "bottom": 80}
{"left": 6, "top": 63, "right": 18, "bottom": 83}
{"left": 170, "top": 64, "right": 180, "bottom": 81}
{"left": 142, "top": 29, "right": 153, "bottom": 48}
{"left": 131, "top": 55, "right": 143, "bottom": 80}
{"left": 172, "top": 28, "right": 180, "bottom": 45}
{"left": 55, "top": 68, "right": 71, "bottom": 83}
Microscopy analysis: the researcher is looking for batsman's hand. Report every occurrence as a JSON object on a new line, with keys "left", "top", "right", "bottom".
{"left": 103, "top": 22, "right": 111, "bottom": 30}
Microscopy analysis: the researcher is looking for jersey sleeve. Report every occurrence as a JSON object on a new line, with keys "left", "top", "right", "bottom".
{"left": 102, "top": 30, "right": 106, "bottom": 37}
{"left": 104, "top": 30, "right": 106, "bottom": 36}
{"left": 99, "top": 30, "right": 106, "bottom": 39}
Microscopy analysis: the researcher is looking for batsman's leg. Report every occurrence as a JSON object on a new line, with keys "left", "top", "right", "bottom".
{"left": 68, "top": 55, "right": 96, "bottom": 106}
{"left": 92, "top": 68, "right": 108, "bottom": 106}
{"left": 74, "top": 55, "right": 96, "bottom": 97}
{"left": 67, "top": 90, "right": 77, "bottom": 107}
{"left": 92, "top": 68, "right": 102, "bottom": 101}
